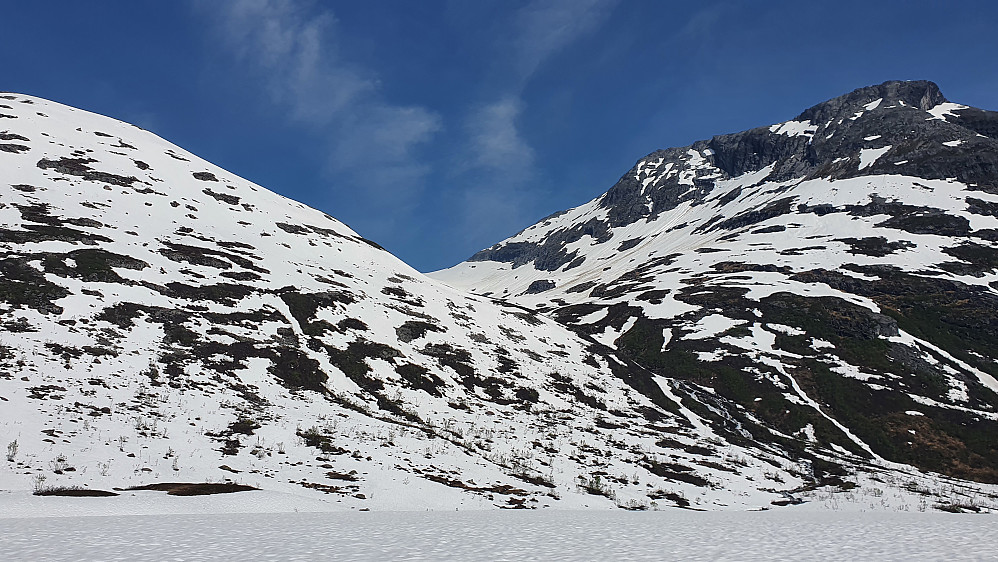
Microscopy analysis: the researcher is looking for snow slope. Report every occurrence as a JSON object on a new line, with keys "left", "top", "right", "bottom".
{"left": 0, "top": 92, "right": 831, "bottom": 512}
{"left": 1, "top": 85, "right": 997, "bottom": 514}
{"left": 433, "top": 81, "right": 998, "bottom": 491}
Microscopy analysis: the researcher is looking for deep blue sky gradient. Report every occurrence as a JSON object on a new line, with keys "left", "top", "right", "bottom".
{"left": 3, "top": 1, "right": 997, "bottom": 271}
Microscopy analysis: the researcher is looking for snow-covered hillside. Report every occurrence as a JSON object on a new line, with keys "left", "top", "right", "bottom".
{"left": 1, "top": 85, "right": 996, "bottom": 514}
{"left": 0, "top": 92, "right": 818, "bottom": 511}
{"left": 434, "top": 81, "right": 998, "bottom": 495}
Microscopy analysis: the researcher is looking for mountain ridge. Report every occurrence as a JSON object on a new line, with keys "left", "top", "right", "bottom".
{"left": 0, "top": 91, "right": 822, "bottom": 511}
{"left": 2, "top": 85, "right": 997, "bottom": 512}
{"left": 460, "top": 80, "right": 998, "bottom": 273}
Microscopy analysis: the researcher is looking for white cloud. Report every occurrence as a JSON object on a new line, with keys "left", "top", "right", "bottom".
{"left": 442, "top": 0, "right": 618, "bottom": 259}
{"left": 199, "top": 0, "right": 440, "bottom": 204}
{"left": 214, "top": 0, "right": 373, "bottom": 122}
{"left": 466, "top": 97, "right": 533, "bottom": 174}
{"left": 511, "top": 0, "right": 619, "bottom": 84}
{"left": 332, "top": 105, "right": 440, "bottom": 167}
{"left": 461, "top": 0, "right": 616, "bottom": 182}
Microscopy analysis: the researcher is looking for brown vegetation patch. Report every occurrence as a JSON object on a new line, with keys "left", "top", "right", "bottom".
{"left": 34, "top": 486, "right": 118, "bottom": 497}
{"left": 125, "top": 482, "right": 257, "bottom": 496}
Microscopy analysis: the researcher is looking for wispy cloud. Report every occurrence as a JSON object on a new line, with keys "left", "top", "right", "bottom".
{"left": 454, "top": 0, "right": 617, "bottom": 251}
{"left": 465, "top": 96, "right": 534, "bottom": 176}
{"left": 194, "top": 0, "right": 618, "bottom": 267}
{"left": 463, "top": 0, "right": 617, "bottom": 176}
{"left": 510, "top": 0, "right": 619, "bottom": 85}
{"left": 215, "top": 0, "right": 373, "bottom": 123}
{"left": 198, "top": 0, "right": 440, "bottom": 214}
{"left": 674, "top": 3, "right": 728, "bottom": 44}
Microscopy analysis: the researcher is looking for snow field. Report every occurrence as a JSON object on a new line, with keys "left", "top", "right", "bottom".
{"left": 0, "top": 508, "right": 995, "bottom": 561}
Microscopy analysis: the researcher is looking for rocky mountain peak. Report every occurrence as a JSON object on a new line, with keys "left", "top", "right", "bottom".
{"left": 707, "top": 79, "right": 991, "bottom": 186}
{"left": 795, "top": 80, "right": 947, "bottom": 123}
{"left": 464, "top": 80, "right": 998, "bottom": 273}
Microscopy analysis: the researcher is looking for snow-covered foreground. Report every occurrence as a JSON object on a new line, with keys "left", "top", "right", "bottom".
{"left": 0, "top": 507, "right": 993, "bottom": 561}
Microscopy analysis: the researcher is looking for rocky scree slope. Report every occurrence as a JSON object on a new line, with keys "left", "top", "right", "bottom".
{"left": 433, "top": 81, "right": 998, "bottom": 497}
{"left": 0, "top": 91, "right": 907, "bottom": 512}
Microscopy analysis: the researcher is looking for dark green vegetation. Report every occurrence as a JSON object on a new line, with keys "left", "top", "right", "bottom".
{"left": 270, "top": 348, "right": 326, "bottom": 393}
{"left": 37, "top": 156, "right": 138, "bottom": 187}
{"left": 587, "top": 268, "right": 998, "bottom": 483}
{"left": 396, "top": 320, "right": 444, "bottom": 342}
{"left": 280, "top": 288, "right": 356, "bottom": 336}
{"left": 545, "top": 247, "right": 998, "bottom": 483}
{"left": 0, "top": 256, "right": 70, "bottom": 313}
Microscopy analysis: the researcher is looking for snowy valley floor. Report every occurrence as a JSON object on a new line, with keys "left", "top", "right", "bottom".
{"left": 0, "top": 493, "right": 995, "bottom": 561}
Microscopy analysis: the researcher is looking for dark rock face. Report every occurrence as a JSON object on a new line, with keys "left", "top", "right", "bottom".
{"left": 524, "top": 279, "right": 556, "bottom": 294}
{"left": 795, "top": 80, "right": 946, "bottom": 126}
{"left": 37, "top": 157, "right": 139, "bottom": 187}
{"left": 469, "top": 218, "right": 610, "bottom": 270}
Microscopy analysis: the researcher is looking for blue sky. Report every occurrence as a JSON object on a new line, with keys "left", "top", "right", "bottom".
{"left": 3, "top": 1, "right": 997, "bottom": 271}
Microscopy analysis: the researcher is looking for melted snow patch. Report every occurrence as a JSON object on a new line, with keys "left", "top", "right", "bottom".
{"left": 592, "top": 317, "right": 637, "bottom": 349}
{"left": 858, "top": 146, "right": 892, "bottom": 169}
{"left": 830, "top": 363, "right": 877, "bottom": 381}
{"left": 697, "top": 350, "right": 727, "bottom": 362}
{"left": 577, "top": 308, "right": 609, "bottom": 324}
{"left": 685, "top": 314, "right": 746, "bottom": 340}
{"left": 661, "top": 328, "right": 673, "bottom": 351}
{"left": 926, "top": 102, "right": 968, "bottom": 120}
{"left": 810, "top": 338, "right": 834, "bottom": 350}
{"left": 766, "top": 323, "right": 805, "bottom": 336}
{"left": 942, "top": 140, "right": 964, "bottom": 147}
{"left": 796, "top": 423, "right": 816, "bottom": 442}
{"left": 947, "top": 380, "right": 970, "bottom": 403}
{"left": 864, "top": 98, "right": 883, "bottom": 111}
{"left": 769, "top": 120, "right": 817, "bottom": 137}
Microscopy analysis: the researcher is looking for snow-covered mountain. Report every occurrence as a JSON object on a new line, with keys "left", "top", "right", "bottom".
{"left": 1, "top": 84, "right": 996, "bottom": 513}
{"left": 434, "top": 80, "right": 998, "bottom": 498}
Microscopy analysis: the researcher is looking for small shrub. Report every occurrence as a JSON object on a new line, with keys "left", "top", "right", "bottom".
{"left": 578, "top": 474, "right": 615, "bottom": 499}
{"left": 297, "top": 427, "right": 348, "bottom": 455}
{"left": 228, "top": 418, "right": 260, "bottom": 435}
{"left": 934, "top": 502, "right": 982, "bottom": 513}
{"left": 50, "top": 454, "right": 69, "bottom": 474}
